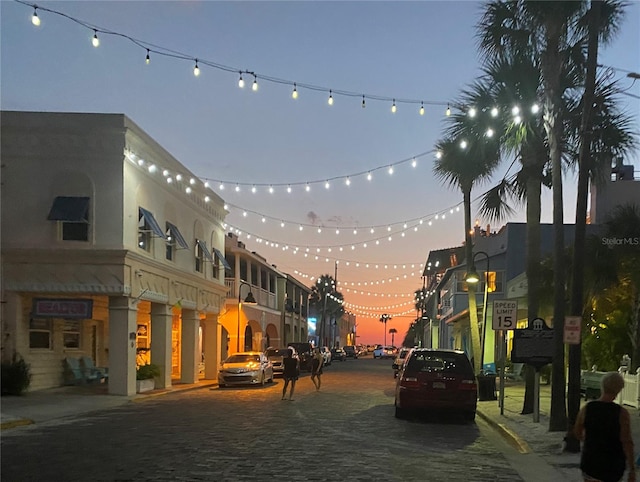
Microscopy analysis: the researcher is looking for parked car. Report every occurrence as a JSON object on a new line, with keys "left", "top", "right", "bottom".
{"left": 287, "top": 342, "right": 313, "bottom": 371}
{"left": 320, "top": 346, "right": 332, "bottom": 366}
{"left": 392, "top": 347, "right": 412, "bottom": 378}
{"left": 394, "top": 348, "right": 477, "bottom": 421}
{"left": 218, "top": 352, "right": 274, "bottom": 387}
{"left": 373, "top": 345, "right": 397, "bottom": 359}
{"left": 343, "top": 345, "right": 358, "bottom": 359}
{"left": 264, "top": 347, "right": 298, "bottom": 377}
{"left": 331, "top": 347, "right": 347, "bottom": 362}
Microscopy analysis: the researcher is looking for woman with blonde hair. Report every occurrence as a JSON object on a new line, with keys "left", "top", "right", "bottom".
{"left": 310, "top": 347, "right": 324, "bottom": 391}
{"left": 574, "top": 371, "right": 636, "bottom": 482}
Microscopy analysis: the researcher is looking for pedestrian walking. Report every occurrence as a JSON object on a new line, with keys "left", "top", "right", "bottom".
{"left": 574, "top": 371, "right": 636, "bottom": 482}
{"left": 281, "top": 348, "right": 299, "bottom": 401}
{"left": 311, "top": 347, "right": 324, "bottom": 391}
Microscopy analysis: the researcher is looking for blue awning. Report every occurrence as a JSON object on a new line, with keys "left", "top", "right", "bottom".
{"left": 166, "top": 222, "right": 189, "bottom": 250}
{"left": 47, "top": 196, "right": 89, "bottom": 222}
{"left": 213, "top": 247, "right": 232, "bottom": 270}
{"left": 139, "top": 207, "right": 166, "bottom": 239}
{"left": 196, "top": 239, "right": 214, "bottom": 262}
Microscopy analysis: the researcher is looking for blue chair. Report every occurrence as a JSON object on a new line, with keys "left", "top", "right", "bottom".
{"left": 80, "top": 356, "right": 108, "bottom": 383}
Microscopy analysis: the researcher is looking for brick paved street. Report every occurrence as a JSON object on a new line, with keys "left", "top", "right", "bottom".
{"left": 2, "top": 358, "right": 533, "bottom": 481}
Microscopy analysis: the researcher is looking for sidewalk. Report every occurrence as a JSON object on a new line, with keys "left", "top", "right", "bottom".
{"left": 476, "top": 381, "right": 640, "bottom": 481}
{"left": 1, "top": 380, "right": 216, "bottom": 430}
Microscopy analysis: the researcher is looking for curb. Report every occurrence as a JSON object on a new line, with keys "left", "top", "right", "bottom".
{"left": 132, "top": 382, "right": 217, "bottom": 403}
{"left": 1, "top": 418, "right": 34, "bottom": 430}
{"left": 477, "top": 408, "right": 531, "bottom": 454}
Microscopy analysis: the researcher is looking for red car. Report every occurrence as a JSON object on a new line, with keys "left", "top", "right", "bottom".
{"left": 394, "top": 348, "right": 478, "bottom": 421}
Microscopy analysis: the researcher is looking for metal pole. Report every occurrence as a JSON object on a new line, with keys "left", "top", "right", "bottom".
{"left": 480, "top": 255, "right": 489, "bottom": 372}
{"left": 533, "top": 369, "right": 540, "bottom": 423}
{"left": 499, "top": 330, "right": 506, "bottom": 415}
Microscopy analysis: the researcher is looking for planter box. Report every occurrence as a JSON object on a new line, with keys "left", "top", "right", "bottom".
{"left": 136, "top": 378, "right": 155, "bottom": 393}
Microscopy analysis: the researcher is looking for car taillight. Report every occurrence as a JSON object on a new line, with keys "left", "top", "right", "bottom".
{"left": 460, "top": 379, "right": 477, "bottom": 390}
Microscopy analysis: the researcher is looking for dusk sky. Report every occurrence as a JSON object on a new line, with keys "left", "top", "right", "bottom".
{"left": 2, "top": 1, "right": 638, "bottom": 345}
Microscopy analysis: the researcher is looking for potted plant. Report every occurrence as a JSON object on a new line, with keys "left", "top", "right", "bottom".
{"left": 136, "top": 363, "right": 161, "bottom": 393}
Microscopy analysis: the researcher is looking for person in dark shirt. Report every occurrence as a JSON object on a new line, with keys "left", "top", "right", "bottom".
{"left": 574, "top": 371, "right": 635, "bottom": 482}
{"left": 281, "top": 349, "right": 299, "bottom": 401}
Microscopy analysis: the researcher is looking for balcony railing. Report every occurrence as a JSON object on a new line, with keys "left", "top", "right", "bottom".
{"left": 225, "top": 278, "right": 276, "bottom": 310}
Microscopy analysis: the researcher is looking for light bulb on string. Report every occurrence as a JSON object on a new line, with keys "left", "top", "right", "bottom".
{"left": 445, "top": 104, "right": 451, "bottom": 116}
{"left": 362, "top": 95, "right": 366, "bottom": 108}
{"left": 411, "top": 158, "right": 417, "bottom": 168}
{"left": 193, "top": 59, "right": 200, "bottom": 77}
{"left": 328, "top": 90, "right": 334, "bottom": 105}
{"left": 491, "top": 107, "right": 499, "bottom": 117}
{"left": 238, "top": 73, "right": 245, "bottom": 88}
{"left": 292, "top": 83, "right": 298, "bottom": 99}
{"left": 419, "top": 102, "right": 425, "bottom": 116}
{"left": 92, "top": 30, "right": 100, "bottom": 47}
{"left": 252, "top": 76, "right": 259, "bottom": 91}
{"left": 391, "top": 99, "right": 397, "bottom": 113}
{"left": 367, "top": 172, "right": 372, "bottom": 181}
{"left": 145, "top": 49, "right": 150, "bottom": 64}
{"left": 32, "top": 7, "right": 40, "bottom": 26}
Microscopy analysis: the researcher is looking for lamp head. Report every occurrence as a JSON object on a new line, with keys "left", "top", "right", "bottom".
{"left": 465, "top": 270, "right": 480, "bottom": 284}
{"left": 243, "top": 291, "right": 257, "bottom": 304}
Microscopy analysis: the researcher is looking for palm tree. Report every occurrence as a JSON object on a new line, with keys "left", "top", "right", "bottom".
{"left": 389, "top": 328, "right": 398, "bottom": 347}
{"left": 380, "top": 314, "right": 391, "bottom": 346}
{"left": 434, "top": 105, "right": 501, "bottom": 375}
{"left": 309, "top": 275, "right": 344, "bottom": 346}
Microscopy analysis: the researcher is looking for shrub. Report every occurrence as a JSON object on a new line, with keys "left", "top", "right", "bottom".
{"left": 136, "top": 363, "right": 161, "bottom": 380}
{"left": 1, "top": 354, "right": 32, "bottom": 396}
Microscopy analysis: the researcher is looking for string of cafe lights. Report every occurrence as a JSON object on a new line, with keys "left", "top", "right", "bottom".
{"left": 324, "top": 293, "right": 418, "bottom": 320}
{"left": 19, "top": 0, "right": 452, "bottom": 117}
{"left": 224, "top": 202, "right": 462, "bottom": 243}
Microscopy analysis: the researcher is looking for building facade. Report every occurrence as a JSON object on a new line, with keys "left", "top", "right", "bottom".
{"left": 1, "top": 111, "right": 229, "bottom": 395}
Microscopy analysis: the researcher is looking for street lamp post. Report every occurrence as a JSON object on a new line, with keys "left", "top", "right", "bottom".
{"left": 465, "top": 251, "right": 490, "bottom": 372}
{"left": 237, "top": 280, "right": 257, "bottom": 352}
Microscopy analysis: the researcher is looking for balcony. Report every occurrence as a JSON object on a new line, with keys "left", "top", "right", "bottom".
{"left": 225, "top": 278, "right": 276, "bottom": 310}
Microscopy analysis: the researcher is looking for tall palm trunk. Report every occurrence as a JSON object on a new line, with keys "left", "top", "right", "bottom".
{"left": 541, "top": 16, "right": 568, "bottom": 432}
{"left": 567, "top": 0, "right": 602, "bottom": 450}
{"left": 463, "top": 188, "right": 482, "bottom": 375}
{"left": 522, "top": 154, "right": 543, "bottom": 415}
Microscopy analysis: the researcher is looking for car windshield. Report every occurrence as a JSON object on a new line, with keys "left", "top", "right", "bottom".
{"left": 266, "top": 349, "right": 287, "bottom": 357}
{"left": 226, "top": 354, "right": 259, "bottom": 364}
{"left": 406, "top": 353, "right": 473, "bottom": 376}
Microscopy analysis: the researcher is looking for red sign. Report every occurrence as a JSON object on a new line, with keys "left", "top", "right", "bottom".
{"left": 564, "top": 316, "right": 582, "bottom": 345}
{"left": 33, "top": 299, "right": 93, "bottom": 319}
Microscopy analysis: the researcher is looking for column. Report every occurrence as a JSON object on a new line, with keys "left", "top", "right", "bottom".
{"left": 181, "top": 309, "right": 199, "bottom": 383}
{"left": 108, "top": 296, "right": 138, "bottom": 396}
{"left": 150, "top": 303, "right": 173, "bottom": 389}
{"left": 202, "top": 314, "right": 218, "bottom": 380}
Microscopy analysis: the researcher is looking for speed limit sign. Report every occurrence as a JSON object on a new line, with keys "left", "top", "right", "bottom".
{"left": 492, "top": 300, "right": 518, "bottom": 330}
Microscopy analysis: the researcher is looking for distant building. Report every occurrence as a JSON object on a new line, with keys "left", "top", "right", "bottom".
{"left": 589, "top": 159, "right": 639, "bottom": 223}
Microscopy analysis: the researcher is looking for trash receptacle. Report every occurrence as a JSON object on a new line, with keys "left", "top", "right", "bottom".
{"left": 477, "top": 374, "right": 497, "bottom": 401}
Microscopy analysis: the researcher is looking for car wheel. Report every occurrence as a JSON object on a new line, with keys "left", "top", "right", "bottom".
{"left": 463, "top": 411, "right": 476, "bottom": 422}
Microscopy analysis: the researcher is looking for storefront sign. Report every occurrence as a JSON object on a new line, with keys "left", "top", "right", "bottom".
{"left": 32, "top": 299, "right": 93, "bottom": 319}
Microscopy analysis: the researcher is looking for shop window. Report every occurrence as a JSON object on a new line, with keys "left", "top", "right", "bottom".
{"left": 195, "top": 239, "right": 205, "bottom": 273}
{"left": 63, "top": 320, "right": 81, "bottom": 349}
{"left": 138, "top": 209, "right": 152, "bottom": 252}
{"left": 29, "top": 318, "right": 52, "bottom": 349}
{"left": 166, "top": 225, "right": 176, "bottom": 261}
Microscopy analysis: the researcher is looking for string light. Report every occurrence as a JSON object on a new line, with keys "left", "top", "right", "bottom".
{"left": 145, "top": 49, "right": 150, "bottom": 64}
{"left": 292, "top": 83, "right": 298, "bottom": 99}
{"left": 328, "top": 90, "right": 334, "bottom": 105}
{"left": 92, "top": 30, "right": 99, "bottom": 47}
{"left": 362, "top": 95, "right": 366, "bottom": 108}
{"left": 193, "top": 59, "right": 200, "bottom": 77}
{"left": 419, "top": 102, "right": 425, "bottom": 116}
{"left": 31, "top": 7, "right": 40, "bottom": 26}
{"left": 238, "top": 72, "right": 245, "bottom": 88}
{"left": 445, "top": 104, "right": 451, "bottom": 116}
{"left": 391, "top": 99, "right": 397, "bottom": 113}
{"left": 252, "top": 76, "right": 258, "bottom": 91}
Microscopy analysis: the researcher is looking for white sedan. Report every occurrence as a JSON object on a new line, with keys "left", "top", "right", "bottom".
{"left": 218, "top": 352, "right": 274, "bottom": 387}
{"left": 373, "top": 346, "right": 397, "bottom": 359}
